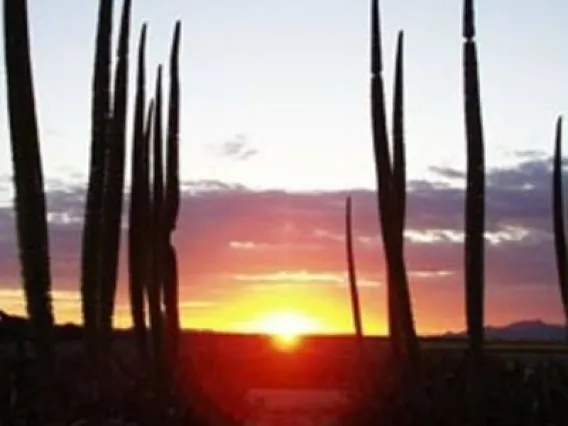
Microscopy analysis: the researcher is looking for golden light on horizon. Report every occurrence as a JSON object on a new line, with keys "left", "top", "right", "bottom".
{"left": 272, "top": 332, "right": 301, "bottom": 351}
{"left": 1, "top": 281, "right": 394, "bottom": 335}
{"left": 254, "top": 311, "right": 319, "bottom": 351}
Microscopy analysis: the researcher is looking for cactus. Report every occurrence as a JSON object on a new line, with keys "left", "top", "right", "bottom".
{"left": 100, "top": 0, "right": 132, "bottom": 348}
{"left": 148, "top": 66, "right": 165, "bottom": 364}
{"left": 128, "top": 24, "right": 149, "bottom": 359}
{"left": 370, "top": 0, "right": 397, "bottom": 353}
{"left": 391, "top": 29, "right": 420, "bottom": 368}
{"left": 392, "top": 32, "right": 406, "bottom": 236}
{"left": 370, "top": 0, "right": 419, "bottom": 368}
{"left": 346, "top": 197, "right": 364, "bottom": 346}
{"left": 3, "top": 0, "right": 54, "bottom": 366}
{"left": 163, "top": 22, "right": 182, "bottom": 360}
{"left": 463, "top": 0, "right": 486, "bottom": 362}
{"left": 81, "top": 0, "right": 113, "bottom": 358}
{"left": 389, "top": 30, "right": 410, "bottom": 354}
{"left": 143, "top": 101, "right": 155, "bottom": 326}
{"left": 552, "top": 117, "right": 568, "bottom": 338}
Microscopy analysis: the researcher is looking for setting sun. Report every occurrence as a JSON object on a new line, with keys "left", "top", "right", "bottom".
{"left": 255, "top": 311, "right": 320, "bottom": 351}
{"left": 273, "top": 332, "right": 301, "bottom": 351}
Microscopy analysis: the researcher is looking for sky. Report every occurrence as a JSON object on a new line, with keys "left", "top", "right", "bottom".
{"left": 1, "top": 0, "right": 568, "bottom": 335}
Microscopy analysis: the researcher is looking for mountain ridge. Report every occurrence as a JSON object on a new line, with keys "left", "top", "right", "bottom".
{"left": 443, "top": 319, "right": 566, "bottom": 341}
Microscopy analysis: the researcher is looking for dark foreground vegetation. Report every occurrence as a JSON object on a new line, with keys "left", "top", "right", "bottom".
{"left": 0, "top": 341, "right": 245, "bottom": 425}
{"left": 346, "top": 353, "right": 568, "bottom": 426}
{"left": 2, "top": 327, "right": 568, "bottom": 425}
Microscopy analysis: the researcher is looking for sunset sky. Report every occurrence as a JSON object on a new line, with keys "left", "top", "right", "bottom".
{"left": 1, "top": 0, "right": 568, "bottom": 335}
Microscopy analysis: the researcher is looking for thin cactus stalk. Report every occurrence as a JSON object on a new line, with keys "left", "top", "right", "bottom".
{"left": 81, "top": 0, "right": 113, "bottom": 358}
{"left": 390, "top": 31, "right": 419, "bottom": 366}
{"left": 149, "top": 66, "right": 165, "bottom": 365}
{"left": 3, "top": 0, "right": 54, "bottom": 366}
{"left": 163, "top": 22, "right": 182, "bottom": 360}
{"left": 370, "top": 0, "right": 419, "bottom": 368}
{"left": 346, "top": 197, "right": 364, "bottom": 346}
{"left": 552, "top": 117, "right": 568, "bottom": 338}
{"left": 164, "top": 23, "right": 181, "bottom": 234}
{"left": 128, "top": 24, "right": 149, "bottom": 359}
{"left": 143, "top": 100, "right": 155, "bottom": 341}
{"left": 463, "top": 0, "right": 486, "bottom": 362}
{"left": 388, "top": 30, "right": 406, "bottom": 353}
{"left": 99, "top": 0, "right": 132, "bottom": 347}
{"left": 392, "top": 31, "right": 406, "bottom": 237}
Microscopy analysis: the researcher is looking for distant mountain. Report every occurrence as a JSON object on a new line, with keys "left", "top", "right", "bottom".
{"left": 443, "top": 320, "right": 566, "bottom": 341}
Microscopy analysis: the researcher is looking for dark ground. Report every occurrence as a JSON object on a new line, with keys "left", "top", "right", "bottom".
{"left": 2, "top": 318, "right": 568, "bottom": 425}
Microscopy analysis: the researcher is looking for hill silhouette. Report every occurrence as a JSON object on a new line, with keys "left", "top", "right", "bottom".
{"left": 444, "top": 320, "right": 565, "bottom": 341}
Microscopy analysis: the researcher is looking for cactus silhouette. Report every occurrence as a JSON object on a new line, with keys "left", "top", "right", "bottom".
{"left": 463, "top": 0, "right": 486, "bottom": 362}
{"left": 128, "top": 24, "right": 149, "bottom": 359}
{"left": 346, "top": 197, "right": 364, "bottom": 346}
{"left": 163, "top": 22, "right": 182, "bottom": 361}
{"left": 3, "top": 0, "right": 54, "bottom": 366}
{"left": 81, "top": 0, "right": 113, "bottom": 358}
{"left": 392, "top": 32, "right": 406, "bottom": 237}
{"left": 370, "top": 0, "right": 419, "bottom": 368}
{"left": 148, "top": 65, "right": 165, "bottom": 365}
{"left": 371, "top": 0, "right": 397, "bottom": 354}
{"left": 100, "top": 0, "right": 132, "bottom": 348}
{"left": 552, "top": 117, "right": 568, "bottom": 338}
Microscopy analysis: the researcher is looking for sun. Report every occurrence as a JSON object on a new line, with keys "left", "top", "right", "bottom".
{"left": 273, "top": 331, "right": 300, "bottom": 351}
{"left": 256, "top": 311, "right": 319, "bottom": 351}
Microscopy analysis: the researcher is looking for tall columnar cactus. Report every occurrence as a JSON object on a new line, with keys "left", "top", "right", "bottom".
{"left": 346, "top": 197, "right": 364, "bottom": 346}
{"left": 128, "top": 24, "right": 149, "bottom": 358}
{"left": 3, "top": 0, "right": 54, "bottom": 365}
{"left": 463, "top": 0, "right": 486, "bottom": 362}
{"left": 163, "top": 22, "right": 182, "bottom": 359}
{"left": 552, "top": 117, "right": 568, "bottom": 336}
{"left": 390, "top": 31, "right": 413, "bottom": 352}
{"left": 148, "top": 66, "right": 165, "bottom": 364}
{"left": 370, "top": 0, "right": 397, "bottom": 353}
{"left": 81, "top": 0, "right": 113, "bottom": 357}
{"left": 143, "top": 101, "right": 155, "bottom": 319}
{"left": 370, "top": 0, "right": 419, "bottom": 368}
{"left": 100, "top": 0, "right": 132, "bottom": 347}
{"left": 392, "top": 32, "right": 406, "bottom": 237}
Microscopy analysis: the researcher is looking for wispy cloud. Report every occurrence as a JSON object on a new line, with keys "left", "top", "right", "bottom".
{"left": 409, "top": 270, "right": 454, "bottom": 279}
{"left": 234, "top": 270, "right": 345, "bottom": 284}
{"left": 229, "top": 241, "right": 261, "bottom": 250}
{"left": 234, "top": 270, "right": 382, "bottom": 289}
{"left": 210, "top": 134, "right": 258, "bottom": 161}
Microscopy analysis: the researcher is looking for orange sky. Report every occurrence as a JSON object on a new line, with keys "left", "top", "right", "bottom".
{"left": 2, "top": 278, "right": 461, "bottom": 336}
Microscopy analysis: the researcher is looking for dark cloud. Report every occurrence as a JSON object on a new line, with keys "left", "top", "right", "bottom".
{"left": 429, "top": 166, "right": 465, "bottom": 180}
{"left": 513, "top": 150, "right": 547, "bottom": 160}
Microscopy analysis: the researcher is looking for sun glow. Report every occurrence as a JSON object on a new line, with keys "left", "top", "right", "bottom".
{"left": 256, "top": 311, "right": 319, "bottom": 351}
